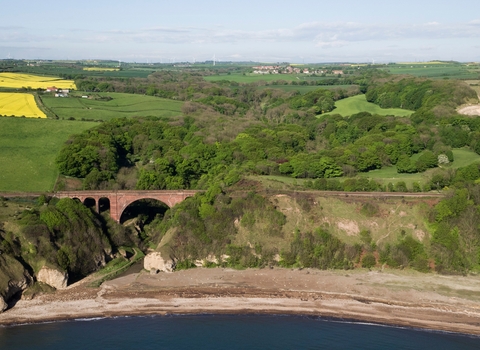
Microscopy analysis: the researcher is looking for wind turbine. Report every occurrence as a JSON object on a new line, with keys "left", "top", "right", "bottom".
{"left": 213, "top": 54, "right": 216, "bottom": 66}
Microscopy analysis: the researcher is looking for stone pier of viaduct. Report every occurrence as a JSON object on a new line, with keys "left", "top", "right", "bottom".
{"left": 53, "top": 190, "right": 199, "bottom": 222}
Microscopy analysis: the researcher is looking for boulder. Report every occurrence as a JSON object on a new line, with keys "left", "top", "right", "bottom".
{"left": 144, "top": 252, "right": 175, "bottom": 273}
{"left": 37, "top": 266, "right": 68, "bottom": 290}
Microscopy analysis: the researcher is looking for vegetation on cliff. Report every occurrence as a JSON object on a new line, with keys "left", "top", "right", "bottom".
{"left": 1, "top": 62, "right": 480, "bottom": 305}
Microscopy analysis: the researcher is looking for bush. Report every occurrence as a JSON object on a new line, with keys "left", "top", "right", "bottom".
{"left": 360, "top": 202, "right": 379, "bottom": 217}
{"left": 361, "top": 253, "right": 376, "bottom": 268}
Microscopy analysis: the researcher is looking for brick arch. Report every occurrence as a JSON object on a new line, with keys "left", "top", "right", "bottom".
{"left": 54, "top": 190, "right": 199, "bottom": 222}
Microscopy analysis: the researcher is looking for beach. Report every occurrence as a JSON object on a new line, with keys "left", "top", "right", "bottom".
{"left": 1, "top": 268, "right": 480, "bottom": 335}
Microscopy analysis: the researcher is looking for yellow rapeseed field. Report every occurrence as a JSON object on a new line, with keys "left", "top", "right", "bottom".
{"left": 0, "top": 73, "right": 76, "bottom": 89}
{"left": 83, "top": 67, "right": 119, "bottom": 71}
{"left": 0, "top": 93, "right": 47, "bottom": 118}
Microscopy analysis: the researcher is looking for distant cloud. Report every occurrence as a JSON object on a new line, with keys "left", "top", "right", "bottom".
{"left": 150, "top": 21, "right": 475, "bottom": 45}
{"left": 0, "top": 26, "right": 31, "bottom": 43}
{"left": 13, "top": 20, "right": 476, "bottom": 48}
{"left": 2, "top": 19, "right": 480, "bottom": 62}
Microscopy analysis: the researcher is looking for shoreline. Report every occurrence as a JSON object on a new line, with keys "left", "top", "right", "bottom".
{"left": 4, "top": 311, "right": 479, "bottom": 340}
{"left": 1, "top": 268, "right": 480, "bottom": 335}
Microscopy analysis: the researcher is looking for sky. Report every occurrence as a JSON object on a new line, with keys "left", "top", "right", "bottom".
{"left": 1, "top": 0, "right": 479, "bottom": 63}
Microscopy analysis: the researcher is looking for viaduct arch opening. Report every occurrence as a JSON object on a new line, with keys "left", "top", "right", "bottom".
{"left": 99, "top": 197, "right": 111, "bottom": 215}
{"left": 119, "top": 198, "right": 169, "bottom": 225}
{"left": 83, "top": 197, "right": 96, "bottom": 210}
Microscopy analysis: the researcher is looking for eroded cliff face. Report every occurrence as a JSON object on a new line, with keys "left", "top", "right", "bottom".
{"left": 0, "top": 255, "right": 31, "bottom": 312}
{"left": 37, "top": 266, "right": 68, "bottom": 290}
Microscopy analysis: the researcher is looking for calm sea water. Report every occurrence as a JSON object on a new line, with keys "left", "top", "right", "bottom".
{"left": 1, "top": 314, "right": 479, "bottom": 350}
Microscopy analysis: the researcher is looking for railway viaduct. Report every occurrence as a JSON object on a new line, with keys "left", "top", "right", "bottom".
{"left": 53, "top": 190, "right": 199, "bottom": 222}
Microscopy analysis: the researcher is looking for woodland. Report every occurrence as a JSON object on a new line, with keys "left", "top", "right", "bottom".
{"left": 2, "top": 63, "right": 480, "bottom": 295}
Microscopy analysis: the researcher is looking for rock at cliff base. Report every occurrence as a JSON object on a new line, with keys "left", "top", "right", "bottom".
{"left": 0, "top": 255, "right": 31, "bottom": 312}
{"left": 0, "top": 296, "right": 7, "bottom": 312}
{"left": 144, "top": 252, "right": 175, "bottom": 273}
{"left": 37, "top": 266, "right": 68, "bottom": 290}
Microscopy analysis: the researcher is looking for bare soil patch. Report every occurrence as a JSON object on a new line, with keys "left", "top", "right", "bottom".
{"left": 458, "top": 105, "right": 480, "bottom": 116}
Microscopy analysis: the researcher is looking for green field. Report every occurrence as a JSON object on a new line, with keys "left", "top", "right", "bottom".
{"left": 363, "top": 166, "right": 426, "bottom": 188}
{"left": 254, "top": 149, "right": 480, "bottom": 191}
{"left": 0, "top": 118, "right": 96, "bottom": 191}
{"left": 381, "top": 63, "right": 480, "bottom": 79}
{"left": 17, "top": 65, "right": 156, "bottom": 79}
{"left": 41, "top": 92, "right": 184, "bottom": 121}
{"left": 323, "top": 94, "right": 413, "bottom": 117}
{"left": 448, "top": 148, "right": 480, "bottom": 168}
{"left": 364, "top": 148, "right": 480, "bottom": 188}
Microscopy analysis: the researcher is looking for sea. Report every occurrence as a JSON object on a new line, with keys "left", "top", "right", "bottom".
{"left": 1, "top": 314, "right": 480, "bottom": 350}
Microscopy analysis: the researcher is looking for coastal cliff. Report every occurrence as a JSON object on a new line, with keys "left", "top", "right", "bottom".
{"left": 0, "top": 254, "right": 30, "bottom": 312}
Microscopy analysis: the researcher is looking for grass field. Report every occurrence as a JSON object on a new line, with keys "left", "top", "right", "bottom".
{"left": 41, "top": 92, "right": 184, "bottom": 121}
{"left": 0, "top": 93, "right": 47, "bottom": 118}
{"left": 0, "top": 73, "right": 76, "bottom": 90}
{"left": 364, "top": 148, "right": 480, "bottom": 188}
{"left": 448, "top": 148, "right": 480, "bottom": 168}
{"left": 18, "top": 65, "right": 155, "bottom": 79}
{"left": 381, "top": 63, "right": 480, "bottom": 79}
{"left": 255, "top": 149, "right": 480, "bottom": 191}
{"left": 0, "top": 118, "right": 96, "bottom": 191}
{"left": 323, "top": 94, "right": 414, "bottom": 117}
{"left": 465, "top": 80, "right": 480, "bottom": 97}
{"left": 363, "top": 167, "right": 426, "bottom": 188}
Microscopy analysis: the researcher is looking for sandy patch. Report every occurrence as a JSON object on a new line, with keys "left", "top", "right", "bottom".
{"left": 337, "top": 220, "right": 360, "bottom": 236}
{"left": 415, "top": 229, "right": 426, "bottom": 241}
{"left": 458, "top": 105, "right": 480, "bottom": 116}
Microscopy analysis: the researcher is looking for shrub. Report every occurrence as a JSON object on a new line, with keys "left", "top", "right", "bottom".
{"left": 360, "top": 202, "right": 379, "bottom": 217}
{"left": 361, "top": 253, "right": 376, "bottom": 268}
